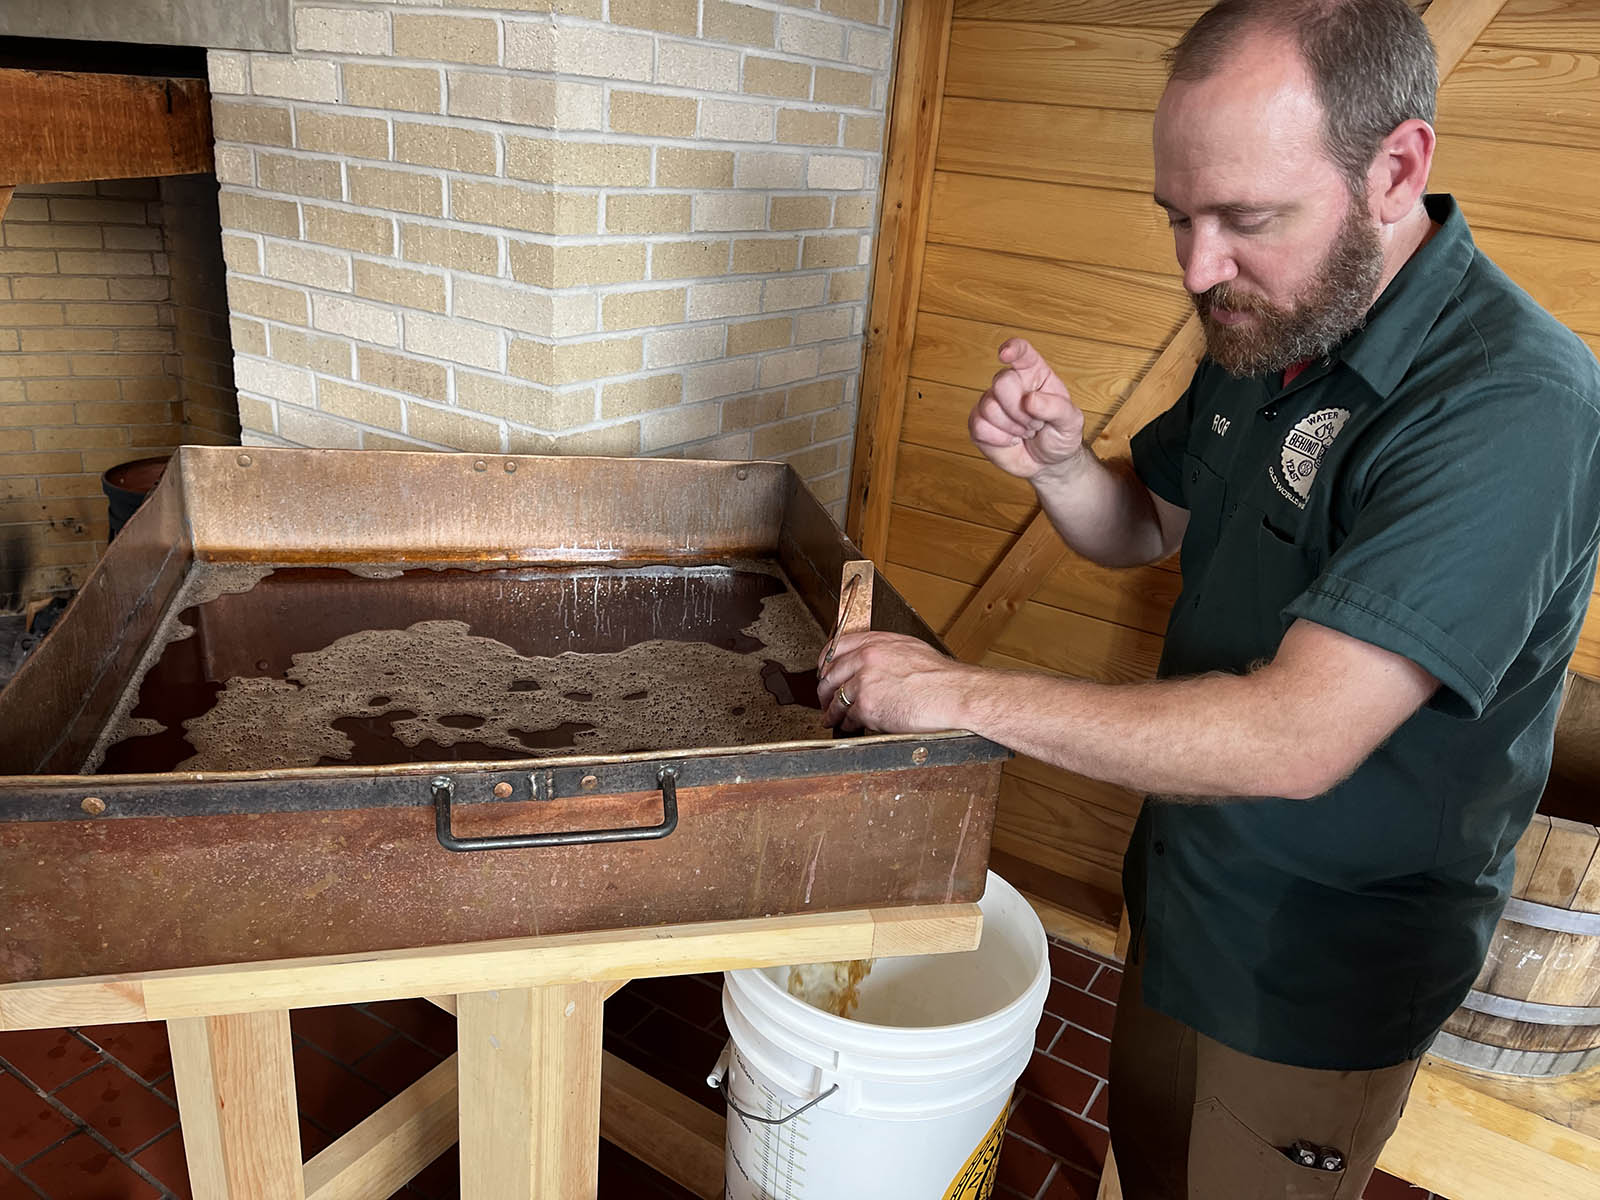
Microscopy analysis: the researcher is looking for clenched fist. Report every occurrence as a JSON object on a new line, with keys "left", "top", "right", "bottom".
{"left": 968, "top": 338, "right": 1087, "bottom": 480}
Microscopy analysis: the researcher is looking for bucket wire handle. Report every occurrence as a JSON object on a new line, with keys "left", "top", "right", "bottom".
{"left": 715, "top": 1055, "right": 838, "bottom": 1127}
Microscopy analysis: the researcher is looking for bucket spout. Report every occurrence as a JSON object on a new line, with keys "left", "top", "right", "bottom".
{"left": 707, "top": 1041, "right": 731, "bottom": 1091}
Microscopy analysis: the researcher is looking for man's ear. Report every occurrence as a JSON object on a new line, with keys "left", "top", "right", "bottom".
{"left": 1369, "top": 118, "right": 1436, "bottom": 225}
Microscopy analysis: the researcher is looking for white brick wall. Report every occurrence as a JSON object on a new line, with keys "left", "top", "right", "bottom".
{"left": 215, "top": 0, "right": 900, "bottom": 514}
{"left": 0, "top": 178, "right": 236, "bottom": 605}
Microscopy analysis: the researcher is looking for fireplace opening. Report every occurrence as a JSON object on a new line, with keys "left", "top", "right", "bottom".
{"left": 1, "top": 35, "right": 237, "bottom": 637}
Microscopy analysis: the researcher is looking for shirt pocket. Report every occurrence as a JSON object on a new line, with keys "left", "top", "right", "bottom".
{"left": 1180, "top": 450, "right": 1228, "bottom": 567}
{"left": 1251, "top": 516, "right": 1323, "bottom": 645}
{"left": 1189, "top": 1097, "right": 1345, "bottom": 1200}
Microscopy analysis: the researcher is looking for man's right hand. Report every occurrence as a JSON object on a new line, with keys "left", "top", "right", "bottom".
{"left": 968, "top": 338, "right": 1088, "bottom": 480}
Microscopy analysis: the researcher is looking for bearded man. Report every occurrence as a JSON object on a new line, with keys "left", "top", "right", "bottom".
{"left": 815, "top": 0, "right": 1600, "bottom": 1195}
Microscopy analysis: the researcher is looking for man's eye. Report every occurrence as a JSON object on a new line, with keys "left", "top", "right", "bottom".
{"left": 1166, "top": 215, "right": 1191, "bottom": 230}
{"left": 1231, "top": 217, "right": 1271, "bottom": 234}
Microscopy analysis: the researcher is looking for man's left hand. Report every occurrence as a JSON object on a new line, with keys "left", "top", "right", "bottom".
{"left": 816, "top": 632, "right": 976, "bottom": 734}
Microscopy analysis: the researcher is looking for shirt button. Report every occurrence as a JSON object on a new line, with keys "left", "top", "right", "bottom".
{"left": 1190, "top": 469, "right": 1199, "bottom": 484}
{"left": 1154, "top": 840, "right": 1166, "bottom": 856}
{"left": 1263, "top": 407, "right": 1279, "bottom": 421}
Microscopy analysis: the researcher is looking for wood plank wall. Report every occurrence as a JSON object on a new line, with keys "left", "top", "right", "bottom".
{"left": 866, "top": 0, "right": 1600, "bottom": 921}
{"left": 1429, "top": 0, "right": 1600, "bottom": 676}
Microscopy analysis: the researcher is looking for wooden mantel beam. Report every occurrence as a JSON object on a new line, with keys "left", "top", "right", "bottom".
{"left": 0, "top": 68, "right": 213, "bottom": 186}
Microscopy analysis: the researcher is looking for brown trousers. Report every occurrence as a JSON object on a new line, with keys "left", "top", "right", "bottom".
{"left": 1107, "top": 949, "right": 1422, "bottom": 1200}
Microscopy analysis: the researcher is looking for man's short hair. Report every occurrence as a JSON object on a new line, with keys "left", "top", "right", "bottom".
{"left": 1166, "top": 0, "right": 1439, "bottom": 192}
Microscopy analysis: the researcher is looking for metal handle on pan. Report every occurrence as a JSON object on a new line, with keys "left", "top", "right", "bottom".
{"left": 431, "top": 766, "right": 680, "bottom": 852}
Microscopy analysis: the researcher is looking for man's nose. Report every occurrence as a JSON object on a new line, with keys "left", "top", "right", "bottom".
{"left": 1181, "top": 228, "right": 1237, "bottom": 296}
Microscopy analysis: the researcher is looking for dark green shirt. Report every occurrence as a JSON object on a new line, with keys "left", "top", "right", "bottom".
{"left": 1126, "top": 195, "right": 1600, "bottom": 1070}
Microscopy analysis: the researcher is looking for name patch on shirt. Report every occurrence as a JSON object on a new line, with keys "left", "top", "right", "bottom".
{"left": 1272, "top": 407, "right": 1350, "bottom": 508}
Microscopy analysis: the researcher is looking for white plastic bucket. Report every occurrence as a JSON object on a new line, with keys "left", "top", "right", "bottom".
{"left": 718, "top": 871, "right": 1049, "bottom": 1200}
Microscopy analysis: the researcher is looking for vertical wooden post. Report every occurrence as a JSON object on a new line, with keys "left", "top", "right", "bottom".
{"left": 1091, "top": 910, "right": 1135, "bottom": 1200}
{"left": 1095, "top": 1148, "right": 1124, "bottom": 1200}
{"left": 457, "top": 982, "right": 605, "bottom": 1200}
{"left": 167, "top": 1009, "right": 305, "bottom": 1200}
{"left": 0, "top": 186, "right": 13, "bottom": 222}
{"left": 847, "top": 0, "right": 956, "bottom": 558}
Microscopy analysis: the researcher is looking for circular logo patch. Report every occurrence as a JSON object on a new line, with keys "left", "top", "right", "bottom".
{"left": 1274, "top": 407, "right": 1350, "bottom": 508}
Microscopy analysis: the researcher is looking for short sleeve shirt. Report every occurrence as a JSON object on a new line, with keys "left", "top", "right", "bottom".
{"left": 1125, "top": 195, "right": 1600, "bottom": 1070}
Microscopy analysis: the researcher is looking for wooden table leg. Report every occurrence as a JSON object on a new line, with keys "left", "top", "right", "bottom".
{"left": 1097, "top": 911, "right": 1131, "bottom": 1199}
{"left": 458, "top": 982, "right": 605, "bottom": 1199}
{"left": 167, "top": 1009, "right": 305, "bottom": 1200}
{"left": 1096, "top": 1148, "right": 1123, "bottom": 1200}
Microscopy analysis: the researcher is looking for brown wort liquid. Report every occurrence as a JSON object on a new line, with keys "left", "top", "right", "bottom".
{"left": 96, "top": 564, "right": 827, "bottom": 774}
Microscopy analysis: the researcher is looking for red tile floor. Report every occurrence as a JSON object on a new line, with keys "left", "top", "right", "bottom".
{"left": 0, "top": 934, "right": 1444, "bottom": 1200}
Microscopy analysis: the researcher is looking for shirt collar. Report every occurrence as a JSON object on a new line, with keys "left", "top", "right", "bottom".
{"left": 1336, "top": 193, "right": 1476, "bottom": 399}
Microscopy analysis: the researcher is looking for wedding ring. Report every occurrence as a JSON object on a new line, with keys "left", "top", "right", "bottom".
{"left": 836, "top": 687, "right": 853, "bottom": 709}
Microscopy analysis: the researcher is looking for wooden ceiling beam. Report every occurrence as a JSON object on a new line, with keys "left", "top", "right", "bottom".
{"left": 0, "top": 68, "right": 213, "bottom": 187}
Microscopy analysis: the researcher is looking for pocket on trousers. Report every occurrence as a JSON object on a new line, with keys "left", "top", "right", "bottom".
{"left": 1188, "top": 1096, "right": 1345, "bottom": 1200}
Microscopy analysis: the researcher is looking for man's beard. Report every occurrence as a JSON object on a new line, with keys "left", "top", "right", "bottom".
{"left": 1192, "top": 197, "right": 1384, "bottom": 378}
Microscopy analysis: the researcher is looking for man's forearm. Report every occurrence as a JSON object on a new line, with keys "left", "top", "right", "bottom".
{"left": 821, "top": 620, "right": 1437, "bottom": 798}
{"left": 951, "top": 666, "right": 1332, "bottom": 802}
{"left": 1032, "top": 450, "right": 1171, "bottom": 567}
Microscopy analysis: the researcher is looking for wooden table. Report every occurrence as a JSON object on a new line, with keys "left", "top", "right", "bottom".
{"left": 1377, "top": 1054, "right": 1600, "bottom": 1200}
{"left": 0, "top": 903, "right": 982, "bottom": 1199}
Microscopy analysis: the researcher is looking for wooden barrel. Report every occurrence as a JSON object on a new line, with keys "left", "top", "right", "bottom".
{"left": 1433, "top": 674, "right": 1600, "bottom": 1076}
{"left": 1434, "top": 813, "right": 1600, "bottom": 1075}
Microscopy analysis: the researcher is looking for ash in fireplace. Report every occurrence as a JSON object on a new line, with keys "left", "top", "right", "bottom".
{"left": 0, "top": 595, "right": 72, "bottom": 694}
{"left": 0, "top": 614, "right": 24, "bottom": 693}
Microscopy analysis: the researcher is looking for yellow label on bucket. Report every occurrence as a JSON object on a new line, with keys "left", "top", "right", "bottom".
{"left": 941, "top": 1096, "right": 1009, "bottom": 1200}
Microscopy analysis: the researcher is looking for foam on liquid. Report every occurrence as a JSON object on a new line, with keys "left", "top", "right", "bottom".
{"left": 85, "top": 561, "right": 830, "bottom": 772}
